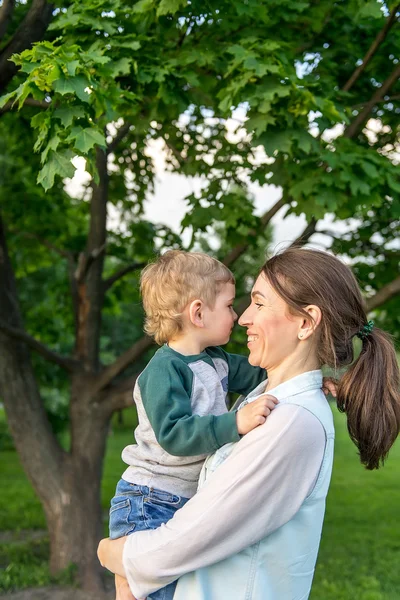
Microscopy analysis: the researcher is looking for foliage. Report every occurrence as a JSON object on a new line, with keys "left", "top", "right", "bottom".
{"left": 1, "top": 0, "right": 398, "bottom": 330}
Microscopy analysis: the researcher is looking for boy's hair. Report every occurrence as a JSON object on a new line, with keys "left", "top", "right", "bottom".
{"left": 141, "top": 250, "right": 235, "bottom": 345}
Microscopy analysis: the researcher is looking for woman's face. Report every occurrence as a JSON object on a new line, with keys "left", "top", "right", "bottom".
{"left": 239, "top": 273, "right": 302, "bottom": 370}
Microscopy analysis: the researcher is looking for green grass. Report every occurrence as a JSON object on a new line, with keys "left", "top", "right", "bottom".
{"left": 0, "top": 406, "right": 399, "bottom": 597}
{"left": 311, "top": 409, "right": 400, "bottom": 600}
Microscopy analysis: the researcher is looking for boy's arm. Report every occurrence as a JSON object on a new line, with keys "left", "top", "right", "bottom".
{"left": 139, "top": 361, "right": 240, "bottom": 457}
{"left": 120, "top": 405, "right": 326, "bottom": 600}
{"left": 208, "top": 347, "right": 266, "bottom": 395}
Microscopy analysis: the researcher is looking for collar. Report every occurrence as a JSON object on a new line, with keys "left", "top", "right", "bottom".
{"left": 266, "top": 370, "right": 323, "bottom": 400}
{"left": 247, "top": 370, "right": 323, "bottom": 403}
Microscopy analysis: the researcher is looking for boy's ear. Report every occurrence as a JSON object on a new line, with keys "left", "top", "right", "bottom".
{"left": 188, "top": 299, "right": 205, "bottom": 328}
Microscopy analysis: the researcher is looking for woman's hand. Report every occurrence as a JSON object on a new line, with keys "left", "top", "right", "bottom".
{"left": 97, "top": 537, "right": 127, "bottom": 578}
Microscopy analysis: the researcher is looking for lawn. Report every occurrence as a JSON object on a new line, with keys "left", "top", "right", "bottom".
{"left": 0, "top": 405, "right": 399, "bottom": 598}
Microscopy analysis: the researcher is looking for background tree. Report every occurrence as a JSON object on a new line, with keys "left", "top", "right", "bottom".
{"left": 0, "top": 0, "right": 399, "bottom": 594}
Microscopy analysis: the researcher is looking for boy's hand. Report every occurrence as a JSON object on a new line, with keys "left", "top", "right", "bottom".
{"left": 322, "top": 377, "right": 338, "bottom": 398}
{"left": 236, "top": 395, "right": 278, "bottom": 435}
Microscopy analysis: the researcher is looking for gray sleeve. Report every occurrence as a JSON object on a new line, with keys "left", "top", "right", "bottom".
{"left": 122, "top": 404, "right": 326, "bottom": 599}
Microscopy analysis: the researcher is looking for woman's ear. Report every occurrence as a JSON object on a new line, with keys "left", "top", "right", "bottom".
{"left": 298, "top": 305, "right": 321, "bottom": 340}
{"left": 188, "top": 299, "right": 205, "bottom": 328}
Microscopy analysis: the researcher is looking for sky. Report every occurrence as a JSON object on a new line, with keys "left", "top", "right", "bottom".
{"left": 67, "top": 112, "right": 349, "bottom": 254}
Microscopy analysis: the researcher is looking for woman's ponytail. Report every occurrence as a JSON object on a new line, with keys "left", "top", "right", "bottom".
{"left": 263, "top": 248, "right": 400, "bottom": 470}
{"left": 337, "top": 328, "right": 400, "bottom": 469}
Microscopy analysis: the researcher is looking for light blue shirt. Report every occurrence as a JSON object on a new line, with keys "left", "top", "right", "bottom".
{"left": 123, "top": 370, "right": 335, "bottom": 600}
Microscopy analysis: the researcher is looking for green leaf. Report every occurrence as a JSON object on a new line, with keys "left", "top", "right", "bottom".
{"left": 246, "top": 113, "right": 276, "bottom": 136}
{"left": 293, "top": 130, "right": 315, "bottom": 154}
{"left": 31, "top": 112, "right": 50, "bottom": 152}
{"left": 37, "top": 150, "right": 75, "bottom": 190}
{"left": 349, "top": 177, "right": 370, "bottom": 196}
{"left": 65, "top": 60, "right": 80, "bottom": 77}
{"left": 19, "top": 62, "right": 41, "bottom": 74}
{"left": 72, "top": 128, "right": 106, "bottom": 153}
{"left": 387, "top": 174, "right": 400, "bottom": 194}
{"left": 53, "top": 76, "right": 91, "bottom": 102}
{"left": 53, "top": 77, "right": 78, "bottom": 95}
{"left": 109, "top": 58, "right": 131, "bottom": 77}
{"left": 112, "top": 39, "right": 141, "bottom": 51}
{"left": 53, "top": 106, "right": 85, "bottom": 128}
{"left": 0, "top": 89, "right": 18, "bottom": 109}
{"left": 360, "top": 160, "right": 379, "bottom": 180}
{"left": 41, "top": 135, "right": 61, "bottom": 164}
{"left": 16, "top": 84, "right": 34, "bottom": 110}
{"left": 157, "top": 0, "right": 186, "bottom": 16}
{"left": 133, "top": 0, "right": 154, "bottom": 13}
{"left": 357, "top": 2, "right": 383, "bottom": 20}
{"left": 260, "top": 130, "right": 293, "bottom": 155}
{"left": 289, "top": 178, "right": 317, "bottom": 201}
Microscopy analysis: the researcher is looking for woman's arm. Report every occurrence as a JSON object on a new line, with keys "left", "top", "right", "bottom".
{"left": 100, "top": 404, "right": 325, "bottom": 600}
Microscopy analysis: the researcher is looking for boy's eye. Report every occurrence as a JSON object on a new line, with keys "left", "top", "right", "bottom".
{"left": 255, "top": 303, "right": 263, "bottom": 309}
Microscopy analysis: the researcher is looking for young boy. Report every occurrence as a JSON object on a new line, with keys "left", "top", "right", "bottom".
{"left": 109, "top": 250, "right": 277, "bottom": 600}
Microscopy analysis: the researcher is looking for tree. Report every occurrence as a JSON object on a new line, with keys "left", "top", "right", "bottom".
{"left": 0, "top": 0, "right": 399, "bottom": 593}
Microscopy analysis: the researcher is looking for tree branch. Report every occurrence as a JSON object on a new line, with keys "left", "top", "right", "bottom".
{"left": 0, "top": 0, "right": 55, "bottom": 93}
{"left": 0, "top": 98, "right": 51, "bottom": 116}
{"left": 0, "top": 0, "right": 15, "bottom": 40}
{"left": 290, "top": 218, "right": 318, "bottom": 247}
{"left": 107, "top": 122, "right": 132, "bottom": 154}
{"left": 164, "top": 138, "right": 187, "bottom": 167}
{"left": 100, "top": 374, "right": 139, "bottom": 415}
{"left": 351, "top": 94, "right": 400, "bottom": 109}
{"left": 366, "top": 275, "right": 400, "bottom": 312}
{"left": 0, "top": 319, "right": 79, "bottom": 372}
{"left": 103, "top": 261, "right": 147, "bottom": 292}
{"left": 74, "top": 148, "right": 108, "bottom": 368}
{"left": 344, "top": 63, "right": 400, "bottom": 139}
{"left": 74, "top": 245, "right": 106, "bottom": 284}
{"left": 343, "top": 4, "right": 400, "bottom": 92}
{"left": 93, "top": 335, "right": 154, "bottom": 394}
{"left": 222, "top": 196, "right": 287, "bottom": 267}
{"left": 11, "top": 230, "right": 74, "bottom": 259}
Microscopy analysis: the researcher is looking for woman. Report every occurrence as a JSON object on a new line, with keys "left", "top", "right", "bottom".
{"left": 98, "top": 247, "right": 400, "bottom": 600}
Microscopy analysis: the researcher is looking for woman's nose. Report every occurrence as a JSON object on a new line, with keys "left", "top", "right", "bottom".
{"left": 238, "top": 305, "right": 251, "bottom": 326}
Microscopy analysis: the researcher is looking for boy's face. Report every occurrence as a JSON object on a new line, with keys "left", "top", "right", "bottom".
{"left": 203, "top": 282, "right": 238, "bottom": 346}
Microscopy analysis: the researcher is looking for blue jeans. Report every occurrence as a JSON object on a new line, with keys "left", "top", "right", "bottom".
{"left": 109, "top": 479, "right": 189, "bottom": 600}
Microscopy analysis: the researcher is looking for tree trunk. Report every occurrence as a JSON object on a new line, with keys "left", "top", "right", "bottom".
{"left": 0, "top": 214, "right": 64, "bottom": 501}
{"left": 0, "top": 213, "right": 112, "bottom": 593}
{"left": 44, "top": 404, "right": 110, "bottom": 593}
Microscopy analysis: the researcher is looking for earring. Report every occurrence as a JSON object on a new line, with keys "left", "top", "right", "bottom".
{"left": 299, "top": 333, "right": 303, "bottom": 339}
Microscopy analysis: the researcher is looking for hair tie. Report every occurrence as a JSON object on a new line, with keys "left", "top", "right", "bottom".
{"left": 356, "top": 320, "right": 374, "bottom": 341}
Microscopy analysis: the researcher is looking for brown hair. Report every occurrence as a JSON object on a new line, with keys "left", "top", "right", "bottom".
{"left": 261, "top": 246, "right": 400, "bottom": 470}
{"left": 141, "top": 250, "right": 235, "bottom": 345}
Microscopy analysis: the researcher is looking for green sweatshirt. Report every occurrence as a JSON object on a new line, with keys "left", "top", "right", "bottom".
{"left": 121, "top": 345, "right": 266, "bottom": 498}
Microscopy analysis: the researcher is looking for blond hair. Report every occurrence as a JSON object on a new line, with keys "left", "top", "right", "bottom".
{"left": 141, "top": 250, "right": 235, "bottom": 345}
